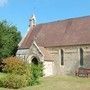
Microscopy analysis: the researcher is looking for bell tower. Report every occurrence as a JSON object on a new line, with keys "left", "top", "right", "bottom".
{"left": 29, "top": 14, "right": 36, "bottom": 28}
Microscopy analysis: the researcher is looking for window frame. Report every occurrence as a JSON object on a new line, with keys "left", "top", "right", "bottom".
{"left": 61, "top": 49, "right": 64, "bottom": 65}
{"left": 80, "top": 48, "right": 84, "bottom": 66}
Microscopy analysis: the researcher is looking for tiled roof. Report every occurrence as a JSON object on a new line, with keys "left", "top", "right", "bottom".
{"left": 19, "top": 16, "right": 90, "bottom": 49}
{"left": 39, "top": 46, "right": 54, "bottom": 61}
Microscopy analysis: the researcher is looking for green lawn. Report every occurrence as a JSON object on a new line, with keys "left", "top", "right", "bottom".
{"left": 0, "top": 75, "right": 90, "bottom": 90}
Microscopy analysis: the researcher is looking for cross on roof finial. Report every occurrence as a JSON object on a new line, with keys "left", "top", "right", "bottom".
{"left": 29, "top": 14, "right": 36, "bottom": 27}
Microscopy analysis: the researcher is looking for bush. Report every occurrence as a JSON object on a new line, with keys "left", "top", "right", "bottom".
{"left": 2, "top": 57, "right": 31, "bottom": 75}
{"left": 0, "top": 74, "right": 28, "bottom": 89}
{"left": 0, "top": 59, "right": 4, "bottom": 72}
{"left": 30, "top": 62, "right": 44, "bottom": 85}
{"left": 0, "top": 57, "right": 44, "bottom": 88}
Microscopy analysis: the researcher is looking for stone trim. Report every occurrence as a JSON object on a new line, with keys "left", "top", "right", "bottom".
{"left": 33, "top": 41, "right": 44, "bottom": 56}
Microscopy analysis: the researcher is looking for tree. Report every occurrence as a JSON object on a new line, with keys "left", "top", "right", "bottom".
{"left": 0, "top": 37, "right": 1, "bottom": 48}
{"left": 0, "top": 23, "right": 3, "bottom": 59}
{"left": 0, "top": 20, "right": 21, "bottom": 59}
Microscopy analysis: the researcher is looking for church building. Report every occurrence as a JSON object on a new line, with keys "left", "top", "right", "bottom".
{"left": 16, "top": 15, "right": 90, "bottom": 76}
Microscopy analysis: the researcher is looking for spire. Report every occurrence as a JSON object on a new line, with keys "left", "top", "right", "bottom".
{"left": 29, "top": 14, "right": 36, "bottom": 28}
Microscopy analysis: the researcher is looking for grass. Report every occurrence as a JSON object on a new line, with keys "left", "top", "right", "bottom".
{"left": 0, "top": 75, "right": 90, "bottom": 90}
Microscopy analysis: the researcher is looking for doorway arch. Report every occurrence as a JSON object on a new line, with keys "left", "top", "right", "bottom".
{"left": 27, "top": 54, "right": 41, "bottom": 63}
{"left": 31, "top": 57, "right": 39, "bottom": 65}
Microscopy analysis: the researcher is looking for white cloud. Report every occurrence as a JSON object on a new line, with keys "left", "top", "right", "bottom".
{"left": 0, "top": 0, "right": 8, "bottom": 7}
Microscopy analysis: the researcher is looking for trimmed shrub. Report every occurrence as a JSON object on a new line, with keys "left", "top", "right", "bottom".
{"left": 2, "top": 57, "right": 31, "bottom": 75}
{"left": 0, "top": 74, "right": 28, "bottom": 89}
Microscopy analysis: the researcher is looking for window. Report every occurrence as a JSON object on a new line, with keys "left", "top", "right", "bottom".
{"left": 61, "top": 49, "right": 64, "bottom": 65}
{"left": 80, "top": 48, "right": 83, "bottom": 66}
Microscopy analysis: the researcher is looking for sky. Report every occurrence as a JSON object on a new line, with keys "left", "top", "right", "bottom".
{"left": 0, "top": 0, "right": 90, "bottom": 36}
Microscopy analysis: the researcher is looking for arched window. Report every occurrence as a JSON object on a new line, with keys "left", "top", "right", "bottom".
{"left": 61, "top": 49, "right": 64, "bottom": 65}
{"left": 80, "top": 48, "right": 83, "bottom": 66}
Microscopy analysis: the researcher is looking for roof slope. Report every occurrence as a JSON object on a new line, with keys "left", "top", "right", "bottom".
{"left": 39, "top": 46, "right": 54, "bottom": 61}
{"left": 19, "top": 16, "right": 90, "bottom": 49}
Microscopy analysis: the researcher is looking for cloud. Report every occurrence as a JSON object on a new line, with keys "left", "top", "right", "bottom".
{"left": 0, "top": 0, "right": 8, "bottom": 7}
